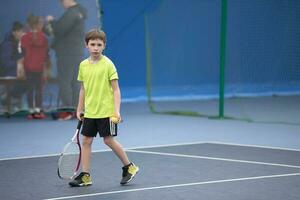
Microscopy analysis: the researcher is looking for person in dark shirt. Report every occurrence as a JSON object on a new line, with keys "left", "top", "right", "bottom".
{"left": 0, "top": 21, "right": 24, "bottom": 77}
{"left": 0, "top": 21, "right": 26, "bottom": 111}
{"left": 46, "top": 0, "right": 87, "bottom": 120}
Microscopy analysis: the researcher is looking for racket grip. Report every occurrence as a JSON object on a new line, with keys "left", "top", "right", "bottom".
{"left": 77, "top": 120, "right": 83, "bottom": 130}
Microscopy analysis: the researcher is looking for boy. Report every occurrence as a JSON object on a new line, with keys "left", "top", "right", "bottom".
{"left": 69, "top": 29, "right": 139, "bottom": 187}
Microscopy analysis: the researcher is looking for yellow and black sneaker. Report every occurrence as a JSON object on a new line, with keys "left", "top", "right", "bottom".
{"left": 69, "top": 172, "right": 92, "bottom": 187}
{"left": 120, "top": 163, "right": 139, "bottom": 185}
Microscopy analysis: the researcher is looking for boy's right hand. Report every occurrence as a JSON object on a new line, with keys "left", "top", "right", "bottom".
{"left": 77, "top": 112, "right": 84, "bottom": 121}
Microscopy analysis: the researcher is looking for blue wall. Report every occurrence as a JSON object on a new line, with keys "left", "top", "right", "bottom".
{"left": 102, "top": 0, "right": 300, "bottom": 99}
{"left": 101, "top": 0, "right": 150, "bottom": 91}
{"left": 1, "top": 0, "right": 300, "bottom": 101}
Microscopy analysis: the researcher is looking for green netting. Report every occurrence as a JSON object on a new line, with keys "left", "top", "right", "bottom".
{"left": 145, "top": 0, "right": 300, "bottom": 125}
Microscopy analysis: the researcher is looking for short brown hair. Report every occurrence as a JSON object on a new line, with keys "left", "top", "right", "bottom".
{"left": 27, "top": 13, "right": 39, "bottom": 29}
{"left": 85, "top": 29, "right": 106, "bottom": 44}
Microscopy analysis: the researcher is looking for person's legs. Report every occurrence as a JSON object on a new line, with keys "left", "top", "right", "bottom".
{"left": 70, "top": 56, "right": 81, "bottom": 107}
{"left": 103, "top": 136, "right": 130, "bottom": 166}
{"left": 56, "top": 55, "right": 81, "bottom": 108}
{"left": 25, "top": 72, "right": 34, "bottom": 111}
{"left": 29, "top": 72, "right": 43, "bottom": 109}
{"left": 81, "top": 135, "right": 94, "bottom": 173}
{"left": 103, "top": 136, "right": 139, "bottom": 185}
{"left": 35, "top": 74, "right": 43, "bottom": 109}
{"left": 69, "top": 119, "right": 97, "bottom": 187}
{"left": 22, "top": 72, "right": 45, "bottom": 119}
{"left": 57, "top": 56, "right": 73, "bottom": 108}
{"left": 9, "top": 82, "right": 26, "bottom": 111}
{"left": 69, "top": 135, "right": 93, "bottom": 187}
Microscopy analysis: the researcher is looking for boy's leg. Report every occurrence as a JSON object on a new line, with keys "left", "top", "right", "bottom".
{"left": 69, "top": 135, "right": 93, "bottom": 187}
{"left": 103, "top": 136, "right": 139, "bottom": 185}
{"left": 81, "top": 135, "right": 94, "bottom": 172}
{"left": 103, "top": 136, "right": 130, "bottom": 166}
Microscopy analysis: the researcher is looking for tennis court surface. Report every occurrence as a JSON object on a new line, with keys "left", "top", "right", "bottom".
{"left": 1, "top": 142, "right": 300, "bottom": 200}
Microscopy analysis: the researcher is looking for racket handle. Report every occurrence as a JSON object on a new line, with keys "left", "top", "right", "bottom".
{"left": 77, "top": 120, "right": 83, "bottom": 130}
{"left": 77, "top": 113, "right": 84, "bottom": 129}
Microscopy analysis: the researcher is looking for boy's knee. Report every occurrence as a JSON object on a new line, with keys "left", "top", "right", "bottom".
{"left": 82, "top": 136, "right": 93, "bottom": 146}
{"left": 103, "top": 136, "right": 113, "bottom": 146}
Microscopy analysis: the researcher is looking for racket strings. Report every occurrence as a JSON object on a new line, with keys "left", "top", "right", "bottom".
{"left": 58, "top": 142, "right": 81, "bottom": 179}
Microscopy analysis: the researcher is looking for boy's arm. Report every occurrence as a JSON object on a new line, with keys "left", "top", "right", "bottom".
{"left": 111, "top": 79, "right": 121, "bottom": 120}
{"left": 76, "top": 83, "right": 85, "bottom": 120}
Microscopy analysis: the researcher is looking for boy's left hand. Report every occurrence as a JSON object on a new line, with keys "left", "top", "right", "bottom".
{"left": 110, "top": 113, "right": 121, "bottom": 124}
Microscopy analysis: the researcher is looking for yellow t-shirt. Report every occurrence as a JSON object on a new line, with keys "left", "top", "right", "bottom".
{"left": 77, "top": 56, "right": 119, "bottom": 118}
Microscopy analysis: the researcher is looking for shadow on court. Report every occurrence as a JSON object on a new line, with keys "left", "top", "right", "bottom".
{"left": 1, "top": 143, "right": 300, "bottom": 200}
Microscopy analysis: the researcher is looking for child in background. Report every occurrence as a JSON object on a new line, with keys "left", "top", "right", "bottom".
{"left": 21, "top": 14, "right": 48, "bottom": 119}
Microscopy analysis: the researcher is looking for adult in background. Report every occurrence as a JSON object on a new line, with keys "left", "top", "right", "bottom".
{"left": 46, "top": 0, "right": 87, "bottom": 120}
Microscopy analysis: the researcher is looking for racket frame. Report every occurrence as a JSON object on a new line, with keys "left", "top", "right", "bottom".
{"left": 57, "top": 120, "right": 83, "bottom": 180}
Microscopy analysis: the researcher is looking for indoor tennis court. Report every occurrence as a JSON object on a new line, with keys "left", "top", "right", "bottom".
{"left": 1, "top": 101, "right": 300, "bottom": 200}
{"left": 1, "top": 140, "right": 300, "bottom": 200}
{"left": 1, "top": 0, "right": 300, "bottom": 199}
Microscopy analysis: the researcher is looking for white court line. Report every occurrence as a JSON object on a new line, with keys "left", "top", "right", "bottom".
{"left": 0, "top": 142, "right": 204, "bottom": 161}
{"left": 1, "top": 140, "right": 300, "bottom": 161}
{"left": 0, "top": 141, "right": 208, "bottom": 161}
{"left": 43, "top": 172, "right": 300, "bottom": 200}
{"left": 0, "top": 149, "right": 111, "bottom": 161}
{"left": 0, "top": 153, "right": 60, "bottom": 161}
{"left": 207, "top": 141, "right": 300, "bottom": 152}
{"left": 127, "top": 149, "right": 300, "bottom": 169}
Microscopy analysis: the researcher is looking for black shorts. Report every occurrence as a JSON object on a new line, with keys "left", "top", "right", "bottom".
{"left": 81, "top": 117, "right": 117, "bottom": 137}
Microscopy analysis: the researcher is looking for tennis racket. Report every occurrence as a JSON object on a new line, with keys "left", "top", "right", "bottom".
{"left": 57, "top": 118, "right": 83, "bottom": 180}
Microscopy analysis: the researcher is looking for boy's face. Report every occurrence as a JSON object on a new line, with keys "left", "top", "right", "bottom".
{"left": 86, "top": 39, "right": 105, "bottom": 58}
